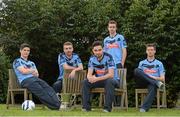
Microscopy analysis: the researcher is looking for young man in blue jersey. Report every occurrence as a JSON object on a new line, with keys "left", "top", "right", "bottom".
{"left": 53, "top": 42, "right": 83, "bottom": 93}
{"left": 104, "top": 20, "right": 127, "bottom": 106}
{"left": 13, "top": 43, "right": 60, "bottom": 110}
{"left": 82, "top": 41, "right": 119, "bottom": 112}
{"left": 104, "top": 20, "right": 127, "bottom": 68}
{"left": 134, "top": 43, "right": 165, "bottom": 112}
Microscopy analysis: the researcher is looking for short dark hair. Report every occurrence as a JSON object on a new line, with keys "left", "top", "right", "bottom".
{"left": 63, "top": 41, "right": 73, "bottom": 47}
{"left": 108, "top": 20, "right": 117, "bottom": 26}
{"left": 20, "top": 43, "right": 30, "bottom": 50}
{"left": 92, "top": 41, "right": 102, "bottom": 48}
{"left": 146, "top": 43, "right": 156, "bottom": 50}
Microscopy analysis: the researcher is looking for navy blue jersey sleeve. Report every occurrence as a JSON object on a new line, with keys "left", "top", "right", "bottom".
{"left": 159, "top": 62, "right": 165, "bottom": 76}
{"left": 88, "top": 58, "right": 94, "bottom": 69}
{"left": 103, "top": 38, "right": 108, "bottom": 51}
{"left": 13, "top": 59, "right": 22, "bottom": 69}
{"left": 31, "top": 62, "right": 37, "bottom": 69}
{"left": 58, "top": 54, "right": 66, "bottom": 66}
{"left": 107, "top": 56, "right": 115, "bottom": 69}
{"left": 76, "top": 55, "right": 82, "bottom": 65}
{"left": 119, "top": 35, "right": 127, "bottom": 48}
{"left": 138, "top": 61, "right": 143, "bottom": 69}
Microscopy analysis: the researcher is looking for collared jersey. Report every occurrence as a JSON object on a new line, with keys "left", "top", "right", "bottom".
{"left": 88, "top": 52, "right": 118, "bottom": 80}
{"left": 138, "top": 59, "right": 165, "bottom": 78}
{"left": 58, "top": 53, "right": 82, "bottom": 79}
{"left": 13, "top": 57, "right": 37, "bottom": 83}
{"left": 103, "top": 33, "right": 127, "bottom": 64}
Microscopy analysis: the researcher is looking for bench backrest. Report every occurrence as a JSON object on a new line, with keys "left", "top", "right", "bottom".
{"left": 118, "top": 68, "right": 127, "bottom": 90}
{"left": 8, "top": 69, "right": 21, "bottom": 89}
{"left": 62, "top": 70, "right": 86, "bottom": 94}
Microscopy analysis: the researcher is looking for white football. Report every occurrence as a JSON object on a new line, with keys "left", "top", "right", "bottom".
{"left": 22, "top": 100, "right": 35, "bottom": 111}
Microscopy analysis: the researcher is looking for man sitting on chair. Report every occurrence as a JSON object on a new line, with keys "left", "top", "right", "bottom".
{"left": 82, "top": 41, "right": 119, "bottom": 112}
{"left": 53, "top": 41, "right": 83, "bottom": 93}
{"left": 134, "top": 43, "right": 165, "bottom": 112}
{"left": 13, "top": 43, "right": 60, "bottom": 110}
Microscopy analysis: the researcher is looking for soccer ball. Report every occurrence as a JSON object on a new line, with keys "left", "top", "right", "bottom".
{"left": 22, "top": 100, "right": 35, "bottom": 111}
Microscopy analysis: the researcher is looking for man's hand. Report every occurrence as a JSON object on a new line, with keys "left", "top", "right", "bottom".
{"left": 32, "top": 70, "right": 39, "bottom": 77}
{"left": 69, "top": 70, "right": 76, "bottom": 79}
{"left": 121, "top": 62, "right": 124, "bottom": 68}
{"left": 148, "top": 75, "right": 157, "bottom": 80}
{"left": 88, "top": 75, "right": 99, "bottom": 83}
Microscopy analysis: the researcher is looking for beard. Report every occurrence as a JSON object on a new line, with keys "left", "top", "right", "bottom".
{"left": 97, "top": 54, "right": 103, "bottom": 60}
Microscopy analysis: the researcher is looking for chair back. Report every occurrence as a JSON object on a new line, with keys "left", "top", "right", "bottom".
{"left": 118, "top": 68, "right": 127, "bottom": 90}
{"left": 62, "top": 70, "right": 86, "bottom": 94}
{"left": 8, "top": 69, "right": 21, "bottom": 89}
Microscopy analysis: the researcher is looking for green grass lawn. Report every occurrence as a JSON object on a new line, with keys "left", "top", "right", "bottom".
{"left": 0, "top": 104, "right": 180, "bottom": 116}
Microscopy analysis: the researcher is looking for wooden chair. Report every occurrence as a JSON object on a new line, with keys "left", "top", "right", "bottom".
{"left": 91, "top": 68, "right": 128, "bottom": 110}
{"left": 61, "top": 70, "right": 86, "bottom": 106}
{"left": 6, "top": 69, "right": 32, "bottom": 109}
{"left": 135, "top": 81, "right": 167, "bottom": 109}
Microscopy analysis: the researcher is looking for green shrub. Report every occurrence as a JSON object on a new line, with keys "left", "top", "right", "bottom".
{"left": 0, "top": 50, "right": 10, "bottom": 103}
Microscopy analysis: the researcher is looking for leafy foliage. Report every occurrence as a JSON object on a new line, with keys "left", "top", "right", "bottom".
{"left": 0, "top": 51, "right": 10, "bottom": 103}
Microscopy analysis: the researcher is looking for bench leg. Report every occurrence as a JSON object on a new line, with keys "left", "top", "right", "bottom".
{"left": 135, "top": 91, "right": 138, "bottom": 109}
{"left": 157, "top": 91, "right": 160, "bottom": 109}
{"left": 121, "top": 93, "right": 125, "bottom": 108}
{"left": 10, "top": 91, "right": 15, "bottom": 105}
{"left": 6, "top": 91, "right": 10, "bottom": 109}
{"left": 99, "top": 93, "right": 103, "bottom": 107}
{"left": 125, "top": 92, "right": 128, "bottom": 110}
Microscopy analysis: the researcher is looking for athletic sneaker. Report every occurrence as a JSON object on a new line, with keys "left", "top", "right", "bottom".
{"left": 157, "top": 81, "right": 164, "bottom": 90}
{"left": 103, "top": 109, "right": 110, "bottom": 113}
{"left": 82, "top": 108, "right": 91, "bottom": 112}
{"left": 139, "top": 108, "right": 146, "bottom": 112}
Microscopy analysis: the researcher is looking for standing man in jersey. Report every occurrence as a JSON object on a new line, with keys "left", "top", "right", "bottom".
{"left": 134, "top": 43, "right": 165, "bottom": 112}
{"left": 82, "top": 41, "right": 119, "bottom": 112}
{"left": 13, "top": 43, "right": 60, "bottom": 110}
{"left": 53, "top": 41, "right": 83, "bottom": 93}
{"left": 103, "top": 20, "right": 127, "bottom": 68}
{"left": 103, "top": 20, "right": 127, "bottom": 106}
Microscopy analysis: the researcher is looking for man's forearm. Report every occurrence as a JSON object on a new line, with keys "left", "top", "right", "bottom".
{"left": 74, "top": 66, "right": 83, "bottom": 71}
{"left": 121, "top": 48, "right": 127, "bottom": 67}
{"left": 96, "top": 73, "right": 113, "bottom": 81}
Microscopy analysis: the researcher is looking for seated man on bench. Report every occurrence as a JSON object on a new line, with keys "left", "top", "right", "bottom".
{"left": 13, "top": 43, "right": 60, "bottom": 110}
{"left": 53, "top": 41, "right": 83, "bottom": 93}
{"left": 82, "top": 41, "right": 119, "bottom": 112}
{"left": 134, "top": 43, "right": 165, "bottom": 112}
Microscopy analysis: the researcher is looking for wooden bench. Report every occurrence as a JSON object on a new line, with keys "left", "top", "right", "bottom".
{"left": 135, "top": 81, "right": 167, "bottom": 109}
{"left": 6, "top": 69, "right": 32, "bottom": 109}
{"left": 61, "top": 70, "right": 86, "bottom": 106}
{"left": 91, "top": 68, "right": 128, "bottom": 110}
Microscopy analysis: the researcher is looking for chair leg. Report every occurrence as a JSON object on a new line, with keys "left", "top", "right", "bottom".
{"left": 157, "top": 91, "right": 160, "bottom": 109}
{"left": 121, "top": 93, "right": 125, "bottom": 108}
{"left": 135, "top": 91, "right": 138, "bottom": 109}
{"left": 99, "top": 93, "right": 103, "bottom": 107}
{"left": 29, "top": 93, "right": 33, "bottom": 100}
{"left": 163, "top": 90, "right": 167, "bottom": 108}
{"left": 125, "top": 92, "right": 128, "bottom": 110}
{"left": 140, "top": 94, "right": 144, "bottom": 106}
{"left": 24, "top": 90, "right": 28, "bottom": 100}
{"left": 10, "top": 91, "right": 15, "bottom": 105}
{"left": 6, "top": 91, "right": 10, "bottom": 109}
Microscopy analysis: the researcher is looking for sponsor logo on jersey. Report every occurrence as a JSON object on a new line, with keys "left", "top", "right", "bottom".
{"left": 107, "top": 43, "right": 119, "bottom": 49}
{"left": 95, "top": 69, "right": 106, "bottom": 75}
{"left": 144, "top": 69, "right": 157, "bottom": 74}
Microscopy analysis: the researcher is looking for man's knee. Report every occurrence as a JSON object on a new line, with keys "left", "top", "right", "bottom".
{"left": 82, "top": 79, "right": 91, "bottom": 89}
{"left": 82, "top": 79, "right": 89, "bottom": 85}
{"left": 105, "top": 78, "right": 114, "bottom": 86}
{"left": 53, "top": 80, "right": 61, "bottom": 87}
{"left": 134, "top": 68, "right": 143, "bottom": 76}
